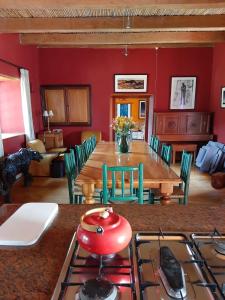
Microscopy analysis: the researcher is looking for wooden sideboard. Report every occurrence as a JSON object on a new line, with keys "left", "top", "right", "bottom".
{"left": 154, "top": 112, "right": 214, "bottom": 143}
{"left": 38, "top": 131, "right": 64, "bottom": 150}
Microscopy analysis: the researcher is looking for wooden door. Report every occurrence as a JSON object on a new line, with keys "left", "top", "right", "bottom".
{"left": 44, "top": 89, "right": 66, "bottom": 123}
{"left": 67, "top": 87, "right": 91, "bottom": 125}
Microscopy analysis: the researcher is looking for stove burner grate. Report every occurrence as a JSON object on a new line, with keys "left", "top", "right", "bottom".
{"left": 79, "top": 278, "right": 118, "bottom": 300}
{"left": 191, "top": 228, "right": 225, "bottom": 300}
{"left": 58, "top": 241, "right": 136, "bottom": 300}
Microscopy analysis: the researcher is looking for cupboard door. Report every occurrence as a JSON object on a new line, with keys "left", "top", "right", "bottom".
{"left": 67, "top": 87, "right": 91, "bottom": 125}
{"left": 44, "top": 89, "right": 66, "bottom": 123}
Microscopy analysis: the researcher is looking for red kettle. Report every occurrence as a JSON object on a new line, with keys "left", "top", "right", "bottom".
{"left": 76, "top": 207, "right": 132, "bottom": 255}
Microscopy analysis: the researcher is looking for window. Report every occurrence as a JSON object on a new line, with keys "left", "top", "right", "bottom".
{"left": 0, "top": 75, "right": 24, "bottom": 138}
{"left": 41, "top": 85, "right": 91, "bottom": 126}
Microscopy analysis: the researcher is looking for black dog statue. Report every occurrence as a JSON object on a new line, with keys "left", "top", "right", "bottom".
{"left": 0, "top": 148, "right": 43, "bottom": 203}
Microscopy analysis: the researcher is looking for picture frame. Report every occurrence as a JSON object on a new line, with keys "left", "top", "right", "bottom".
{"left": 221, "top": 87, "right": 225, "bottom": 108}
{"left": 114, "top": 74, "right": 148, "bottom": 93}
{"left": 139, "top": 100, "right": 146, "bottom": 118}
{"left": 170, "top": 76, "right": 197, "bottom": 110}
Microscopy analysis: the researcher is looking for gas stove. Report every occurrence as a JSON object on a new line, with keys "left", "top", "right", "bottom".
{"left": 52, "top": 230, "right": 225, "bottom": 300}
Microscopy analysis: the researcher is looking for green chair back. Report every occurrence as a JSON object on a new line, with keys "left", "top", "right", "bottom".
{"left": 76, "top": 143, "right": 86, "bottom": 172}
{"left": 161, "top": 144, "right": 172, "bottom": 166}
{"left": 179, "top": 151, "right": 193, "bottom": 205}
{"left": 64, "top": 149, "right": 80, "bottom": 204}
{"left": 102, "top": 163, "right": 144, "bottom": 204}
{"left": 153, "top": 136, "right": 160, "bottom": 153}
{"left": 150, "top": 135, "right": 155, "bottom": 149}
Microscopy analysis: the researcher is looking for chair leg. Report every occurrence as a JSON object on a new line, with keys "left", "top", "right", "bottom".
{"left": 148, "top": 190, "right": 155, "bottom": 204}
{"left": 79, "top": 195, "right": 83, "bottom": 204}
{"left": 74, "top": 195, "right": 79, "bottom": 204}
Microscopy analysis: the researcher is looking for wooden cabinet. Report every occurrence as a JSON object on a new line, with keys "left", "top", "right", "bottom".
{"left": 154, "top": 112, "right": 213, "bottom": 142}
{"left": 41, "top": 85, "right": 91, "bottom": 126}
{"left": 154, "top": 112, "right": 212, "bottom": 135}
{"left": 38, "top": 131, "right": 64, "bottom": 150}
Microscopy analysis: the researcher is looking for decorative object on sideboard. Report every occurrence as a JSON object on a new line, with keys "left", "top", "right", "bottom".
{"left": 221, "top": 87, "right": 225, "bottom": 108}
{"left": 43, "top": 110, "right": 54, "bottom": 132}
{"left": 114, "top": 74, "right": 148, "bottom": 93}
{"left": 170, "top": 76, "right": 196, "bottom": 110}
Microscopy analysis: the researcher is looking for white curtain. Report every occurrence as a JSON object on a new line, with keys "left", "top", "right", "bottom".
{"left": 0, "top": 128, "right": 4, "bottom": 157}
{"left": 20, "top": 69, "right": 35, "bottom": 142}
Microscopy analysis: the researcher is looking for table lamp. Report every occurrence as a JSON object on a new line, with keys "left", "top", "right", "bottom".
{"left": 43, "top": 110, "right": 54, "bottom": 132}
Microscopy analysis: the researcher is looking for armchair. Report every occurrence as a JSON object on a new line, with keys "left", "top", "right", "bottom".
{"left": 27, "top": 139, "right": 67, "bottom": 176}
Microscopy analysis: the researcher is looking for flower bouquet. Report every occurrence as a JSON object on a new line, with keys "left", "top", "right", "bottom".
{"left": 111, "top": 116, "right": 135, "bottom": 153}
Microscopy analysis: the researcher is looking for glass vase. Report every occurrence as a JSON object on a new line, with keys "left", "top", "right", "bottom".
{"left": 119, "top": 134, "right": 129, "bottom": 153}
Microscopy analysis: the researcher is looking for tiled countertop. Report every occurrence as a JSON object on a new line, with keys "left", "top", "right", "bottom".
{"left": 0, "top": 203, "right": 225, "bottom": 300}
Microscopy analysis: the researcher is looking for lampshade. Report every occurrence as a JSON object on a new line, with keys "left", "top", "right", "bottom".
{"left": 48, "top": 110, "right": 54, "bottom": 117}
{"left": 43, "top": 110, "right": 48, "bottom": 117}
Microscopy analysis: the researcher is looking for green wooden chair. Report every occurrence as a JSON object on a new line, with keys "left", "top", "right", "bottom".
{"left": 149, "top": 151, "right": 192, "bottom": 205}
{"left": 160, "top": 144, "right": 172, "bottom": 166}
{"left": 153, "top": 136, "right": 160, "bottom": 153}
{"left": 64, "top": 149, "right": 83, "bottom": 204}
{"left": 149, "top": 135, "right": 155, "bottom": 149}
{"left": 102, "top": 163, "right": 144, "bottom": 204}
{"left": 76, "top": 143, "right": 87, "bottom": 172}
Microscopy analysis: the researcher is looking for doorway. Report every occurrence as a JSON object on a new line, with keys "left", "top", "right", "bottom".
{"left": 110, "top": 93, "right": 153, "bottom": 141}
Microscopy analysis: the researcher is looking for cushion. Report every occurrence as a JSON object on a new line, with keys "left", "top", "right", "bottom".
{"left": 211, "top": 172, "right": 225, "bottom": 189}
{"left": 27, "top": 139, "right": 46, "bottom": 153}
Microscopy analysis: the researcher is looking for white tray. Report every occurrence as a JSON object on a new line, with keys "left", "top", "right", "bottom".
{"left": 0, "top": 203, "right": 58, "bottom": 246}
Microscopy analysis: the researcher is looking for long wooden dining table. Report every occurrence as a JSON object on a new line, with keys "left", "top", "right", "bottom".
{"left": 76, "top": 141, "right": 182, "bottom": 205}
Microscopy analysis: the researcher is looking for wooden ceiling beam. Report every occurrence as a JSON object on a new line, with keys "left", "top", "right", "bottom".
{"left": 20, "top": 31, "right": 225, "bottom": 46}
{"left": 0, "top": 0, "right": 224, "bottom": 9}
{"left": 38, "top": 43, "right": 213, "bottom": 48}
{"left": 1, "top": 15, "right": 225, "bottom": 33}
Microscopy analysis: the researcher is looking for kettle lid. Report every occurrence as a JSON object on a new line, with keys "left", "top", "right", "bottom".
{"left": 80, "top": 207, "right": 120, "bottom": 233}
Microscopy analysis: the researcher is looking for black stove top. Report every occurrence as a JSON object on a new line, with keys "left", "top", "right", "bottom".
{"left": 53, "top": 230, "right": 225, "bottom": 300}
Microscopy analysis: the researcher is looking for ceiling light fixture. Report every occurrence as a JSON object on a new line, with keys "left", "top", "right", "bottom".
{"left": 124, "top": 45, "right": 128, "bottom": 57}
{"left": 126, "top": 15, "right": 131, "bottom": 29}
{"left": 123, "top": 12, "right": 132, "bottom": 57}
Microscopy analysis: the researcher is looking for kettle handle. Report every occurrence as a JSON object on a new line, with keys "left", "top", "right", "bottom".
{"left": 80, "top": 207, "right": 113, "bottom": 233}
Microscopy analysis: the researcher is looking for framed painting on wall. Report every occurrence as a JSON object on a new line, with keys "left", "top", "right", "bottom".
{"left": 221, "top": 87, "right": 225, "bottom": 108}
{"left": 170, "top": 76, "right": 197, "bottom": 110}
{"left": 139, "top": 100, "right": 146, "bottom": 118}
{"left": 114, "top": 74, "right": 148, "bottom": 93}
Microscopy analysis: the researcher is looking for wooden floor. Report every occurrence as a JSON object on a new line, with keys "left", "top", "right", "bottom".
{"left": 6, "top": 165, "right": 225, "bottom": 205}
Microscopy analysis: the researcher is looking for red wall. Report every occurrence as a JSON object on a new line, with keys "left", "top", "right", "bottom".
{"left": 155, "top": 48, "right": 213, "bottom": 112}
{"left": 0, "top": 80, "right": 24, "bottom": 133}
{"left": 210, "top": 43, "right": 225, "bottom": 143}
{"left": 39, "top": 48, "right": 156, "bottom": 145}
{"left": 39, "top": 47, "right": 213, "bottom": 145}
{"left": 0, "top": 34, "right": 41, "bottom": 154}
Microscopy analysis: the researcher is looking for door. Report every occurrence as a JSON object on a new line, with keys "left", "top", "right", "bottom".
{"left": 113, "top": 96, "right": 148, "bottom": 141}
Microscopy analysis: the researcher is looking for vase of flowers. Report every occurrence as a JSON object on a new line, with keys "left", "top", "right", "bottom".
{"left": 111, "top": 116, "right": 135, "bottom": 153}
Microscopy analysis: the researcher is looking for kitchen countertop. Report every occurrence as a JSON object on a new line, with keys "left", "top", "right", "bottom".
{"left": 0, "top": 203, "right": 225, "bottom": 300}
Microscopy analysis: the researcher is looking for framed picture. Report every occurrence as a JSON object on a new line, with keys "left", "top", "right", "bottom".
{"left": 116, "top": 103, "right": 131, "bottom": 117}
{"left": 114, "top": 74, "right": 148, "bottom": 93}
{"left": 170, "top": 76, "right": 197, "bottom": 110}
{"left": 221, "top": 87, "right": 225, "bottom": 108}
{"left": 139, "top": 100, "right": 146, "bottom": 118}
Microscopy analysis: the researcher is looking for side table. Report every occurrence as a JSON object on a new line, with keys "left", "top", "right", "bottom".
{"left": 172, "top": 143, "right": 197, "bottom": 164}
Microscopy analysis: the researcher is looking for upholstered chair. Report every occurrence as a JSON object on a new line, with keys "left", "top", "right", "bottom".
{"left": 27, "top": 139, "right": 67, "bottom": 176}
{"left": 81, "top": 131, "right": 102, "bottom": 143}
